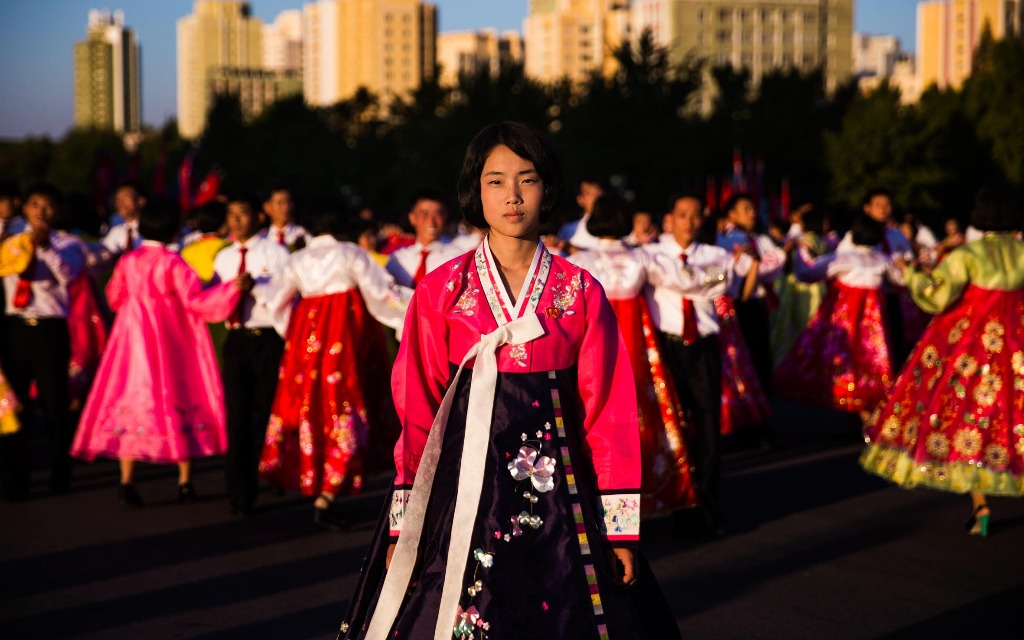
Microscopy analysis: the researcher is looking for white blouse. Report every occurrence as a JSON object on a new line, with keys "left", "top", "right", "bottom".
{"left": 270, "top": 235, "right": 412, "bottom": 336}
{"left": 566, "top": 240, "right": 649, "bottom": 300}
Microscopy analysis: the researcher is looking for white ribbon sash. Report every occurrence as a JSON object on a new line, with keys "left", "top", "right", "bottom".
{"left": 365, "top": 313, "right": 546, "bottom": 640}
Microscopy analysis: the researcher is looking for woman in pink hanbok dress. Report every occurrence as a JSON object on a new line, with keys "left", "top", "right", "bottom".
{"left": 774, "top": 214, "right": 902, "bottom": 421}
{"left": 568, "top": 194, "right": 698, "bottom": 516}
{"left": 340, "top": 123, "right": 680, "bottom": 640}
{"left": 71, "top": 197, "right": 244, "bottom": 507}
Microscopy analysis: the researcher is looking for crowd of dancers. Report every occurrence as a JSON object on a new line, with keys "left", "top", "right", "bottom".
{"left": 0, "top": 121, "right": 1022, "bottom": 637}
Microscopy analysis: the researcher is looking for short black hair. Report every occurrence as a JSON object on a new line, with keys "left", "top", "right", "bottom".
{"left": 0, "top": 180, "right": 20, "bottom": 200}
{"left": 970, "top": 185, "right": 1020, "bottom": 232}
{"left": 850, "top": 212, "right": 885, "bottom": 247}
{"left": 578, "top": 175, "right": 606, "bottom": 191}
{"left": 24, "top": 182, "right": 62, "bottom": 206}
{"left": 586, "top": 194, "right": 633, "bottom": 239}
{"left": 723, "top": 192, "right": 754, "bottom": 215}
{"left": 862, "top": 187, "right": 893, "bottom": 207}
{"left": 801, "top": 208, "right": 826, "bottom": 236}
{"left": 457, "top": 121, "right": 563, "bottom": 229}
{"left": 224, "top": 192, "right": 260, "bottom": 215}
{"left": 304, "top": 196, "right": 348, "bottom": 238}
{"left": 409, "top": 187, "right": 450, "bottom": 213}
{"left": 194, "top": 201, "right": 227, "bottom": 233}
{"left": 138, "top": 195, "right": 181, "bottom": 244}
{"left": 260, "top": 180, "right": 291, "bottom": 204}
{"left": 667, "top": 191, "right": 704, "bottom": 214}
{"left": 114, "top": 179, "right": 145, "bottom": 197}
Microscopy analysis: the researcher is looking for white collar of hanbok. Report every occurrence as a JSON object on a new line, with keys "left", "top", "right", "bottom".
{"left": 476, "top": 235, "right": 550, "bottom": 327}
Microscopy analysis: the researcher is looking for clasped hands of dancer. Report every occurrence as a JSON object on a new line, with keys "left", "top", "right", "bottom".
{"left": 385, "top": 543, "right": 639, "bottom": 586}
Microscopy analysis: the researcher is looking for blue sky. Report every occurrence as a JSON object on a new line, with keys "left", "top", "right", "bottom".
{"left": 0, "top": 0, "right": 920, "bottom": 140}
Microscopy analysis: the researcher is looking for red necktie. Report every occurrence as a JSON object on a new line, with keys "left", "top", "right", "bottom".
{"left": 13, "top": 247, "right": 35, "bottom": 310}
{"left": 276, "top": 228, "right": 286, "bottom": 247}
{"left": 680, "top": 253, "right": 699, "bottom": 346}
{"left": 228, "top": 246, "right": 248, "bottom": 327}
{"left": 124, "top": 225, "right": 134, "bottom": 252}
{"left": 413, "top": 248, "right": 429, "bottom": 286}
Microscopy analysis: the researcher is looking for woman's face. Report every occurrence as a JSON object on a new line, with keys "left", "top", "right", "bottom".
{"left": 728, "top": 198, "right": 757, "bottom": 231}
{"left": 479, "top": 144, "right": 544, "bottom": 241}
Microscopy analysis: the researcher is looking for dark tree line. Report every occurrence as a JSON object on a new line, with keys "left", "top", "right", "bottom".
{"left": 1, "top": 31, "right": 1021, "bottom": 231}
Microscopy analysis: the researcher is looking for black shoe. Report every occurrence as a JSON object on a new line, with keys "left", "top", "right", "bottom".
{"left": 313, "top": 494, "right": 349, "bottom": 530}
{"left": 50, "top": 467, "right": 72, "bottom": 494}
{"left": 178, "top": 482, "right": 198, "bottom": 503}
{"left": 118, "top": 483, "right": 144, "bottom": 508}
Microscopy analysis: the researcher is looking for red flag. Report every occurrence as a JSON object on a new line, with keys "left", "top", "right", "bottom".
{"left": 780, "top": 177, "right": 792, "bottom": 220}
{"left": 705, "top": 176, "right": 718, "bottom": 211}
{"left": 720, "top": 177, "right": 733, "bottom": 207}
{"left": 193, "top": 169, "right": 221, "bottom": 206}
{"left": 178, "top": 149, "right": 196, "bottom": 214}
{"left": 90, "top": 151, "right": 115, "bottom": 209}
{"left": 151, "top": 146, "right": 168, "bottom": 195}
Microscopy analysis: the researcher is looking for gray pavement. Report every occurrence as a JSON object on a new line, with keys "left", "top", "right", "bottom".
{"left": 2, "top": 397, "right": 1023, "bottom": 639}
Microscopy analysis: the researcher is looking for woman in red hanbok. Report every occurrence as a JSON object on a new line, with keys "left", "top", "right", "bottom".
{"left": 568, "top": 194, "right": 697, "bottom": 516}
{"left": 260, "top": 210, "right": 411, "bottom": 524}
{"left": 71, "top": 197, "right": 243, "bottom": 506}
{"left": 714, "top": 295, "right": 771, "bottom": 437}
{"left": 774, "top": 214, "right": 902, "bottom": 420}
{"left": 861, "top": 188, "right": 1024, "bottom": 536}
{"left": 340, "top": 123, "right": 679, "bottom": 640}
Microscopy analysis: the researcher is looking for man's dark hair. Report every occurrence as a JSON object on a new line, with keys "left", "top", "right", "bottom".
{"left": 586, "top": 193, "right": 633, "bottom": 239}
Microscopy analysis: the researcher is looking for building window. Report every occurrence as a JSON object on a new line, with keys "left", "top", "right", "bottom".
{"left": 741, "top": 52, "right": 752, "bottom": 66}
{"left": 698, "top": 8, "right": 706, "bottom": 23}
{"left": 719, "top": 8, "right": 730, "bottom": 21}
{"left": 781, "top": 10, "right": 790, "bottom": 22}
{"left": 742, "top": 31, "right": 752, "bottom": 43}
{"left": 783, "top": 30, "right": 794, "bottom": 44}
{"left": 739, "top": 9, "right": 749, "bottom": 21}
{"left": 762, "top": 32, "right": 773, "bottom": 44}
{"left": 717, "top": 29, "right": 730, "bottom": 43}
{"left": 804, "top": 12, "right": 815, "bottom": 25}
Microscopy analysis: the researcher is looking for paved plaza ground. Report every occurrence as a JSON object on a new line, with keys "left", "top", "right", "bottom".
{"left": 2, "top": 398, "right": 1023, "bottom": 639}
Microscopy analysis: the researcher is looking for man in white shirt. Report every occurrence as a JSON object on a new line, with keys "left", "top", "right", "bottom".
{"left": 557, "top": 177, "right": 604, "bottom": 253}
{"left": 212, "top": 195, "right": 290, "bottom": 516}
{"left": 644, "top": 193, "right": 733, "bottom": 537}
{"left": 0, "top": 184, "right": 86, "bottom": 500}
{"left": 257, "top": 184, "right": 311, "bottom": 252}
{"left": 101, "top": 182, "right": 145, "bottom": 255}
{"left": 386, "top": 188, "right": 459, "bottom": 288}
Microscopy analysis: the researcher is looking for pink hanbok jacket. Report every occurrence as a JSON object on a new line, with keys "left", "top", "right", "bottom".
{"left": 71, "top": 242, "right": 241, "bottom": 464}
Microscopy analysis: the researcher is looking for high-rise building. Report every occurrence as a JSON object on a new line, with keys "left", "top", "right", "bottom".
{"left": 437, "top": 29, "right": 524, "bottom": 87}
{"left": 264, "top": 9, "right": 303, "bottom": 73}
{"left": 523, "top": 0, "right": 633, "bottom": 84}
{"left": 73, "top": 9, "right": 141, "bottom": 132}
{"left": 854, "top": 34, "right": 919, "bottom": 102}
{"left": 303, "top": 0, "right": 437, "bottom": 107}
{"left": 177, "top": 1, "right": 263, "bottom": 139}
{"left": 208, "top": 68, "right": 303, "bottom": 121}
{"left": 917, "top": 0, "right": 1023, "bottom": 91}
{"left": 524, "top": 1, "right": 854, "bottom": 105}
{"left": 667, "top": 1, "right": 854, "bottom": 95}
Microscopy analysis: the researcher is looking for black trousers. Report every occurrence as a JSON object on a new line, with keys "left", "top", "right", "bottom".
{"left": 733, "top": 297, "right": 773, "bottom": 395}
{"left": 222, "top": 328, "right": 284, "bottom": 510}
{"left": 658, "top": 332, "right": 723, "bottom": 525}
{"left": 0, "top": 316, "right": 72, "bottom": 499}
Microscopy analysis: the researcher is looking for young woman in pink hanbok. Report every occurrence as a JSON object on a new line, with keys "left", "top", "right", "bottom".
{"left": 774, "top": 214, "right": 902, "bottom": 421}
{"left": 71, "top": 197, "right": 246, "bottom": 507}
{"left": 340, "top": 123, "right": 679, "bottom": 639}
{"left": 862, "top": 188, "right": 1024, "bottom": 536}
{"left": 568, "top": 194, "right": 697, "bottom": 516}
